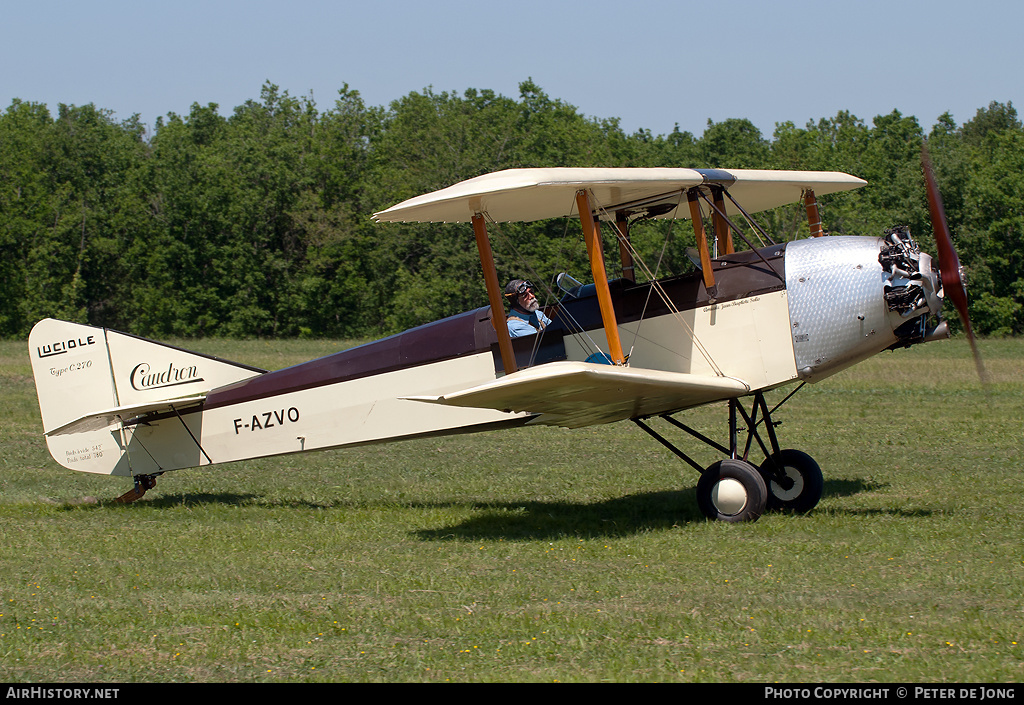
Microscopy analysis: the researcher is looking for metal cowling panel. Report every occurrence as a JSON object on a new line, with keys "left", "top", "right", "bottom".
{"left": 785, "top": 236, "right": 896, "bottom": 382}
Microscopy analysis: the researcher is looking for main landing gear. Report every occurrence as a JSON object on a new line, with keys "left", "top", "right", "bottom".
{"left": 634, "top": 388, "right": 824, "bottom": 523}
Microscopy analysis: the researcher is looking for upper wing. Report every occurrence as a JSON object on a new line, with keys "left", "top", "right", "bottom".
{"left": 404, "top": 361, "right": 750, "bottom": 429}
{"left": 372, "top": 167, "right": 866, "bottom": 224}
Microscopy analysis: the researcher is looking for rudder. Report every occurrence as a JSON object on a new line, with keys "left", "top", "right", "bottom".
{"left": 28, "top": 319, "right": 263, "bottom": 475}
{"left": 29, "top": 319, "right": 118, "bottom": 438}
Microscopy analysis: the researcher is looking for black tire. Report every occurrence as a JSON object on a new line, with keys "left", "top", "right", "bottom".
{"left": 696, "top": 458, "right": 768, "bottom": 523}
{"left": 759, "top": 449, "right": 824, "bottom": 514}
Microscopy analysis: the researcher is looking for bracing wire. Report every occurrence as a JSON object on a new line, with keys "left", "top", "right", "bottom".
{"left": 483, "top": 212, "right": 607, "bottom": 365}
{"left": 588, "top": 190, "right": 725, "bottom": 377}
{"left": 694, "top": 189, "right": 784, "bottom": 282}
{"left": 625, "top": 214, "right": 672, "bottom": 360}
{"left": 481, "top": 183, "right": 779, "bottom": 377}
{"left": 720, "top": 189, "right": 774, "bottom": 247}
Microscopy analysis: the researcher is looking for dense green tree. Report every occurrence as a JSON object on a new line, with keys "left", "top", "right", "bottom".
{"left": 950, "top": 103, "right": 1024, "bottom": 334}
{"left": 0, "top": 100, "right": 51, "bottom": 335}
{"left": 284, "top": 86, "right": 383, "bottom": 337}
{"left": 700, "top": 118, "right": 770, "bottom": 168}
{"left": 0, "top": 84, "right": 1020, "bottom": 339}
{"left": 0, "top": 101, "right": 150, "bottom": 335}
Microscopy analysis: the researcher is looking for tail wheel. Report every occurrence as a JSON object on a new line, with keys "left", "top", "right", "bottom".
{"left": 759, "top": 449, "right": 823, "bottom": 514}
{"left": 696, "top": 459, "right": 768, "bottom": 523}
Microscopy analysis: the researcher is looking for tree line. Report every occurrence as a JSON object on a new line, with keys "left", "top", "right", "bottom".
{"left": 1, "top": 80, "right": 1020, "bottom": 340}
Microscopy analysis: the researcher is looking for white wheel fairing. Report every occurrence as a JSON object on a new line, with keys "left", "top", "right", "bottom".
{"left": 696, "top": 458, "right": 768, "bottom": 522}
{"left": 711, "top": 478, "right": 748, "bottom": 515}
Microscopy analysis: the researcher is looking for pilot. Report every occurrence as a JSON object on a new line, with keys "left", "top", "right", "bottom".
{"left": 504, "top": 279, "right": 551, "bottom": 338}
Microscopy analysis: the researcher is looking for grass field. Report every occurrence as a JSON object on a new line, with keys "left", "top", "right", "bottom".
{"left": 0, "top": 336, "right": 1021, "bottom": 683}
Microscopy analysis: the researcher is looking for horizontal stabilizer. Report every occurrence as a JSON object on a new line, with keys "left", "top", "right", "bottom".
{"left": 45, "top": 396, "right": 206, "bottom": 437}
{"left": 404, "top": 361, "right": 750, "bottom": 428}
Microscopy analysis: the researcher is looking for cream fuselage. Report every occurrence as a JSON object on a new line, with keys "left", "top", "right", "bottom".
{"left": 31, "top": 235, "right": 941, "bottom": 477}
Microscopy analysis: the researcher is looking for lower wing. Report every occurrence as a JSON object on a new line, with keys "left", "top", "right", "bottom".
{"left": 405, "top": 361, "right": 750, "bottom": 428}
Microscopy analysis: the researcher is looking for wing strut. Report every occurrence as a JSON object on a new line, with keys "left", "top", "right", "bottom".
{"left": 472, "top": 213, "right": 517, "bottom": 375}
{"left": 687, "top": 188, "right": 718, "bottom": 300}
{"left": 615, "top": 211, "right": 636, "bottom": 283}
{"left": 711, "top": 186, "right": 734, "bottom": 255}
{"left": 804, "top": 190, "right": 824, "bottom": 237}
{"left": 576, "top": 190, "right": 626, "bottom": 365}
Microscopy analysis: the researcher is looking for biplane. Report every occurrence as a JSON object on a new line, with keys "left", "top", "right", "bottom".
{"left": 28, "top": 148, "right": 979, "bottom": 521}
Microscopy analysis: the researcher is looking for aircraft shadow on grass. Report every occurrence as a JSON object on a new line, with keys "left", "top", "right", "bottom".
{"left": 69, "top": 477, "right": 892, "bottom": 533}
{"left": 413, "top": 477, "right": 891, "bottom": 540}
{"left": 67, "top": 476, "right": 892, "bottom": 527}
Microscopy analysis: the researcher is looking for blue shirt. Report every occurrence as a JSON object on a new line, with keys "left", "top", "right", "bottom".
{"left": 507, "top": 309, "right": 552, "bottom": 338}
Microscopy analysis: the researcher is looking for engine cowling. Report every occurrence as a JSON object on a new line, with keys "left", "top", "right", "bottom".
{"left": 785, "top": 230, "right": 946, "bottom": 383}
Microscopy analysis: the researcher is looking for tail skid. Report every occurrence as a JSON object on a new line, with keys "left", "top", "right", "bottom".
{"left": 113, "top": 473, "right": 159, "bottom": 503}
{"left": 28, "top": 319, "right": 264, "bottom": 476}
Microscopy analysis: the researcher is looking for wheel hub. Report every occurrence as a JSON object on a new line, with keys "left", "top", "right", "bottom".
{"left": 770, "top": 467, "right": 804, "bottom": 501}
{"left": 711, "top": 478, "right": 748, "bottom": 515}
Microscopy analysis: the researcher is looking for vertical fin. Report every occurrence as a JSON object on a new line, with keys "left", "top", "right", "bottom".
{"left": 28, "top": 319, "right": 264, "bottom": 475}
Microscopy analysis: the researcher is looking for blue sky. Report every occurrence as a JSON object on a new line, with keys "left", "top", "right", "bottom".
{"left": 2, "top": 0, "right": 1020, "bottom": 139}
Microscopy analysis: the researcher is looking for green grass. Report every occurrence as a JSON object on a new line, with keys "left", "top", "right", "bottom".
{"left": 0, "top": 337, "right": 1021, "bottom": 682}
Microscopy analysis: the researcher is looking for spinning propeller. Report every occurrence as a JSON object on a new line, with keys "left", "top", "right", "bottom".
{"left": 920, "top": 141, "right": 989, "bottom": 384}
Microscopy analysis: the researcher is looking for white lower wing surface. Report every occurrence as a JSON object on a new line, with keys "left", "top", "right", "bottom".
{"left": 405, "top": 361, "right": 750, "bottom": 428}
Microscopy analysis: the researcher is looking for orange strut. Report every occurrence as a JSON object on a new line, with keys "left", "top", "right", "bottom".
{"left": 472, "top": 213, "right": 517, "bottom": 374}
{"left": 712, "top": 187, "right": 734, "bottom": 255}
{"left": 687, "top": 189, "right": 717, "bottom": 297}
{"left": 804, "top": 190, "right": 823, "bottom": 237}
{"left": 576, "top": 191, "right": 626, "bottom": 365}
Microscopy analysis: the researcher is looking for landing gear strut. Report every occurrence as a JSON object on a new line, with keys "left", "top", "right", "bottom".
{"left": 634, "top": 388, "right": 823, "bottom": 522}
